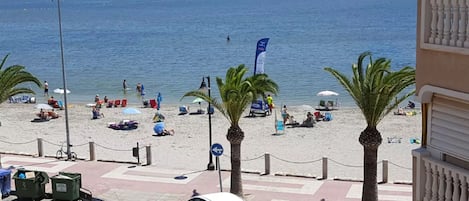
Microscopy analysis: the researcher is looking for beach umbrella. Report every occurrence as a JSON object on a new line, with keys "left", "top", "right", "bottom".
{"left": 122, "top": 107, "right": 141, "bottom": 115}
{"left": 35, "top": 103, "right": 53, "bottom": 110}
{"left": 192, "top": 97, "right": 204, "bottom": 110}
{"left": 316, "top": 90, "right": 339, "bottom": 96}
{"left": 53, "top": 88, "right": 71, "bottom": 94}
{"left": 192, "top": 97, "right": 204, "bottom": 103}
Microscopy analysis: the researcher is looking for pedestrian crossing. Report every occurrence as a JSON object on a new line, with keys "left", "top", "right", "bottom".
{"left": 346, "top": 184, "right": 412, "bottom": 201}
{"left": 223, "top": 174, "right": 324, "bottom": 195}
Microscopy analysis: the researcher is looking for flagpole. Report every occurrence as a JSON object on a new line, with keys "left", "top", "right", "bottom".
{"left": 56, "top": 0, "right": 72, "bottom": 160}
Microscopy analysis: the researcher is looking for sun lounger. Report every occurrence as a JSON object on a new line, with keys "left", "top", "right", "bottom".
{"left": 149, "top": 99, "right": 157, "bottom": 109}
{"left": 121, "top": 99, "right": 127, "bottom": 107}
{"left": 179, "top": 106, "right": 188, "bottom": 115}
{"left": 114, "top": 99, "right": 121, "bottom": 107}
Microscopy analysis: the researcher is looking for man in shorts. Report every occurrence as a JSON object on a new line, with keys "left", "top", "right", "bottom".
{"left": 44, "top": 80, "right": 49, "bottom": 96}
{"left": 266, "top": 94, "right": 274, "bottom": 113}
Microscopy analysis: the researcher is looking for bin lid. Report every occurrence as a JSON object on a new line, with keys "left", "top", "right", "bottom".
{"left": 52, "top": 174, "right": 72, "bottom": 179}
{"left": 36, "top": 171, "right": 50, "bottom": 184}
{"left": 0, "top": 169, "right": 11, "bottom": 176}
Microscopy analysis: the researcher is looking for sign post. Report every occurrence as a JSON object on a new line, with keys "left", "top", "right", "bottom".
{"left": 211, "top": 143, "right": 224, "bottom": 192}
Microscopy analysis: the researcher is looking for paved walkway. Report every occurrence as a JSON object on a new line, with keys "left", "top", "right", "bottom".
{"left": 0, "top": 154, "right": 412, "bottom": 201}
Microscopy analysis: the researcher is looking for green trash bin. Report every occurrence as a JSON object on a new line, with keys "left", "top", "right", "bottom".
{"left": 51, "top": 172, "right": 81, "bottom": 201}
{"left": 13, "top": 169, "right": 49, "bottom": 200}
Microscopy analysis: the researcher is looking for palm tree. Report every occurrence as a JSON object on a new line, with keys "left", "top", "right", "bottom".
{"left": 324, "top": 51, "right": 415, "bottom": 201}
{"left": 0, "top": 54, "right": 41, "bottom": 104}
{"left": 182, "top": 64, "right": 278, "bottom": 196}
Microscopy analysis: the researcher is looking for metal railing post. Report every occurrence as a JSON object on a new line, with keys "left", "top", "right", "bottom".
{"left": 37, "top": 138, "right": 43, "bottom": 157}
{"left": 382, "top": 159, "right": 388, "bottom": 183}
{"left": 89, "top": 141, "right": 95, "bottom": 161}
{"left": 264, "top": 152, "right": 270, "bottom": 175}
{"left": 322, "top": 156, "right": 328, "bottom": 179}
{"left": 146, "top": 145, "right": 152, "bottom": 165}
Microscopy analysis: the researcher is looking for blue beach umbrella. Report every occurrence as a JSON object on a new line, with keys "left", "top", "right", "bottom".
{"left": 122, "top": 107, "right": 141, "bottom": 115}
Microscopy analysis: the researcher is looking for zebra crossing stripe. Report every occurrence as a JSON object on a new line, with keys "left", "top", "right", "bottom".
{"left": 346, "top": 184, "right": 412, "bottom": 201}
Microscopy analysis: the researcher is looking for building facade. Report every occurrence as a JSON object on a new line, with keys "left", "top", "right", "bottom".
{"left": 413, "top": 0, "right": 469, "bottom": 200}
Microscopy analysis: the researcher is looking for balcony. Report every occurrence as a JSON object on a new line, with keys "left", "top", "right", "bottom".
{"left": 413, "top": 148, "right": 469, "bottom": 201}
{"left": 420, "top": 0, "right": 469, "bottom": 55}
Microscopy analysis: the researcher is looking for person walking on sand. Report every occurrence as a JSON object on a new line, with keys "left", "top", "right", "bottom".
{"left": 44, "top": 80, "right": 49, "bottom": 97}
{"left": 266, "top": 94, "right": 274, "bottom": 113}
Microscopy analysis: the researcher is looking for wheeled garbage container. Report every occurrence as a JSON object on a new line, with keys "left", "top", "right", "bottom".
{"left": 13, "top": 169, "right": 49, "bottom": 200}
{"left": 0, "top": 168, "right": 12, "bottom": 197}
{"left": 51, "top": 172, "right": 82, "bottom": 201}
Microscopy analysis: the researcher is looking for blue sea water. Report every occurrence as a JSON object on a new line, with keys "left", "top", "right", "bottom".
{"left": 1, "top": 0, "right": 416, "bottom": 107}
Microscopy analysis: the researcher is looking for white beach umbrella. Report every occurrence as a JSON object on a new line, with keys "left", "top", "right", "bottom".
{"left": 316, "top": 90, "right": 339, "bottom": 96}
{"left": 35, "top": 103, "right": 53, "bottom": 110}
{"left": 53, "top": 88, "right": 71, "bottom": 94}
{"left": 192, "top": 97, "right": 205, "bottom": 103}
{"left": 192, "top": 97, "right": 204, "bottom": 110}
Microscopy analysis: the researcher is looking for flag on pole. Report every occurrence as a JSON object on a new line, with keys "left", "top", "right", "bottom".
{"left": 254, "top": 38, "right": 269, "bottom": 75}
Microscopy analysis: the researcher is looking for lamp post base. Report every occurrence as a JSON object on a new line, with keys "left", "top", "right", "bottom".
{"left": 207, "top": 162, "right": 215, "bottom": 171}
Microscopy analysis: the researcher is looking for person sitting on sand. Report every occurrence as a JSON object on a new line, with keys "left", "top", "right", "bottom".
{"left": 406, "top": 101, "right": 415, "bottom": 109}
{"left": 48, "top": 96, "right": 58, "bottom": 107}
{"left": 48, "top": 109, "right": 59, "bottom": 119}
{"left": 394, "top": 107, "right": 406, "bottom": 115}
{"left": 300, "top": 112, "right": 315, "bottom": 127}
{"left": 153, "top": 121, "right": 175, "bottom": 136}
{"left": 286, "top": 115, "right": 300, "bottom": 126}
{"left": 38, "top": 109, "right": 48, "bottom": 120}
{"left": 92, "top": 106, "right": 104, "bottom": 119}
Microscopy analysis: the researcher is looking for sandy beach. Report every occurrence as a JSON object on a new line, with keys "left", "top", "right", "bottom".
{"left": 0, "top": 101, "right": 421, "bottom": 182}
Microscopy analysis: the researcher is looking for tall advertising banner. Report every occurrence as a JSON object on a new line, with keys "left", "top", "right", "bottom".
{"left": 254, "top": 38, "right": 269, "bottom": 75}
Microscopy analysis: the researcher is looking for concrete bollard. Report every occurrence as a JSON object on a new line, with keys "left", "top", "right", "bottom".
{"left": 322, "top": 157, "right": 328, "bottom": 179}
{"left": 89, "top": 142, "right": 96, "bottom": 161}
{"left": 146, "top": 145, "right": 152, "bottom": 165}
{"left": 264, "top": 152, "right": 271, "bottom": 175}
{"left": 37, "top": 138, "right": 43, "bottom": 157}
{"left": 382, "top": 159, "right": 388, "bottom": 183}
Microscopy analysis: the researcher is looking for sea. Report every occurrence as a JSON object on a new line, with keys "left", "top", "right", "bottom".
{"left": 1, "top": 0, "right": 417, "bottom": 107}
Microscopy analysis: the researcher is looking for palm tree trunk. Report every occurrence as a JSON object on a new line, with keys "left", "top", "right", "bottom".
{"left": 230, "top": 142, "right": 243, "bottom": 196}
{"left": 359, "top": 126, "right": 382, "bottom": 201}
{"left": 227, "top": 125, "right": 244, "bottom": 197}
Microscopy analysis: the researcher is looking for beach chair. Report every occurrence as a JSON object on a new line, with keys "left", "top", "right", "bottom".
{"left": 21, "top": 95, "right": 30, "bottom": 103}
{"left": 106, "top": 100, "right": 114, "bottom": 108}
{"left": 114, "top": 99, "right": 121, "bottom": 107}
{"left": 207, "top": 106, "right": 214, "bottom": 115}
{"left": 179, "top": 105, "right": 188, "bottom": 115}
{"left": 57, "top": 100, "right": 64, "bottom": 110}
{"left": 314, "top": 111, "right": 323, "bottom": 121}
{"left": 323, "top": 112, "right": 332, "bottom": 121}
{"left": 149, "top": 99, "right": 157, "bottom": 109}
{"left": 121, "top": 99, "right": 127, "bottom": 107}
{"left": 275, "top": 120, "right": 285, "bottom": 134}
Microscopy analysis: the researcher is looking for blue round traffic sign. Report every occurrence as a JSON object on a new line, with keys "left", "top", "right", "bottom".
{"left": 211, "top": 143, "right": 224, "bottom": 157}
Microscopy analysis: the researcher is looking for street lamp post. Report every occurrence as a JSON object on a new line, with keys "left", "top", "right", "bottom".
{"left": 199, "top": 77, "right": 215, "bottom": 171}
{"left": 56, "top": 0, "right": 72, "bottom": 160}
